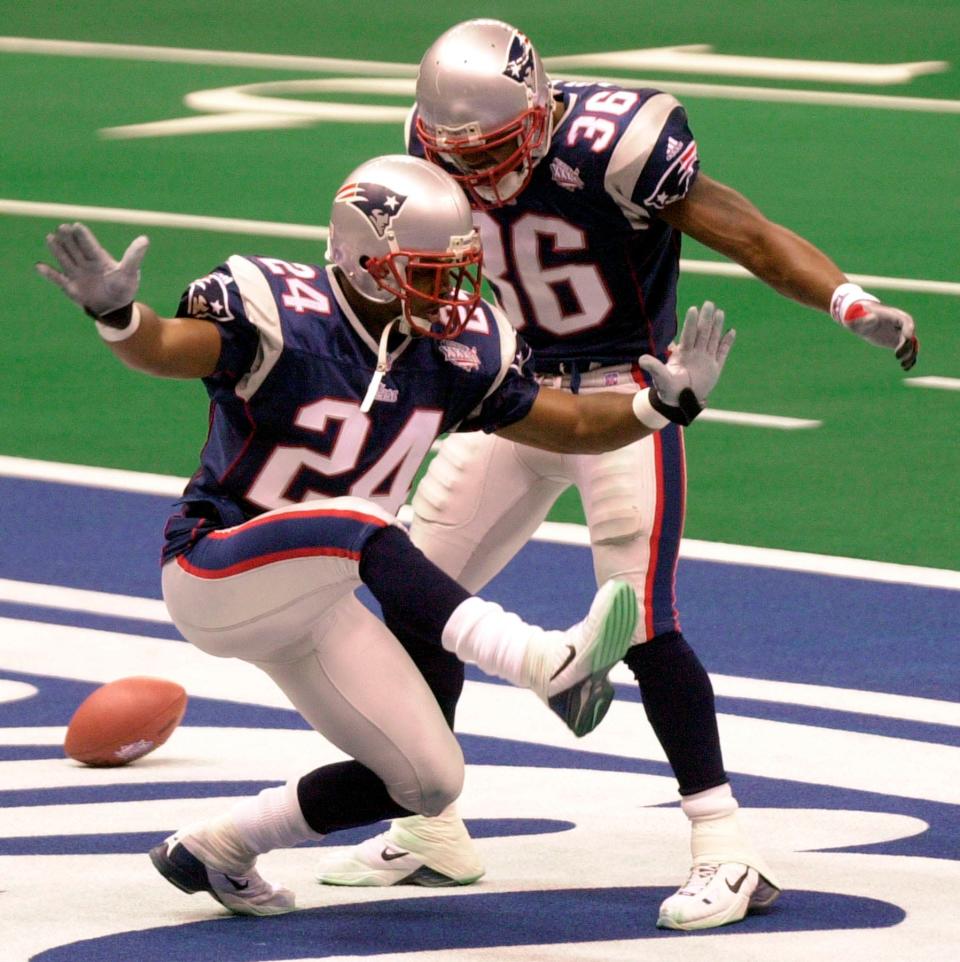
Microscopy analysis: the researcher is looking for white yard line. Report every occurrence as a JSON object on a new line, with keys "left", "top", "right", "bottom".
{"left": 1, "top": 456, "right": 957, "bottom": 591}
{"left": 905, "top": 376, "right": 960, "bottom": 391}
{"left": 3, "top": 199, "right": 958, "bottom": 299}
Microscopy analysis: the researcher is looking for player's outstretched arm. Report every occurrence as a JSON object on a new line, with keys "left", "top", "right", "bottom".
{"left": 497, "top": 302, "right": 734, "bottom": 454}
{"left": 661, "top": 175, "right": 918, "bottom": 370}
{"left": 36, "top": 222, "right": 221, "bottom": 378}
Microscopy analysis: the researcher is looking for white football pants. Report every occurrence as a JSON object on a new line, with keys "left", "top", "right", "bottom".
{"left": 162, "top": 496, "right": 464, "bottom": 817}
{"left": 412, "top": 377, "right": 686, "bottom": 643}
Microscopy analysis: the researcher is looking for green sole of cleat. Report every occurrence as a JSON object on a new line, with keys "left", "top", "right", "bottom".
{"left": 548, "top": 582, "right": 638, "bottom": 737}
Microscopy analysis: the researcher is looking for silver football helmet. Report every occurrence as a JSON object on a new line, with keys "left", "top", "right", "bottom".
{"left": 327, "top": 155, "right": 482, "bottom": 338}
{"left": 416, "top": 19, "right": 554, "bottom": 208}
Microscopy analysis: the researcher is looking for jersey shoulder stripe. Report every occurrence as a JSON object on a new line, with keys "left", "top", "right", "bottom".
{"left": 603, "top": 92, "right": 684, "bottom": 226}
{"left": 224, "top": 255, "right": 286, "bottom": 402}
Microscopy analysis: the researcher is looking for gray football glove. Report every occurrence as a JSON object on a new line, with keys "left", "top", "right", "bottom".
{"left": 636, "top": 301, "right": 736, "bottom": 424}
{"left": 36, "top": 222, "right": 149, "bottom": 317}
{"left": 842, "top": 301, "right": 919, "bottom": 371}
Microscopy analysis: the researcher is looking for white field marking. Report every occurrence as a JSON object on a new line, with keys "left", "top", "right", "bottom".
{"left": 1, "top": 455, "right": 958, "bottom": 592}
{"left": 5, "top": 198, "right": 958, "bottom": 300}
{"left": 905, "top": 376, "right": 960, "bottom": 391}
{"left": 0, "top": 36, "right": 418, "bottom": 76}
{"left": 679, "top": 258, "right": 960, "bottom": 298}
{"left": 545, "top": 46, "right": 948, "bottom": 84}
{"left": 102, "top": 70, "right": 960, "bottom": 140}
{"left": 0, "top": 454, "right": 186, "bottom": 495}
{"left": 696, "top": 409, "right": 821, "bottom": 429}
{"left": 0, "top": 199, "right": 329, "bottom": 240}
{"left": 613, "top": 665, "right": 960, "bottom": 728}
{"left": 1, "top": 613, "right": 958, "bottom": 732}
{"left": 1, "top": 35, "right": 949, "bottom": 88}
{"left": 0, "top": 579, "right": 171, "bottom": 623}
{"left": 104, "top": 78, "right": 414, "bottom": 138}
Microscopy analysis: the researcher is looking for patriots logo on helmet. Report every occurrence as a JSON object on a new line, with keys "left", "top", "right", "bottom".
{"left": 334, "top": 182, "right": 408, "bottom": 238}
{"left": 503, "top": 32, "right": 536, "bottom": 87}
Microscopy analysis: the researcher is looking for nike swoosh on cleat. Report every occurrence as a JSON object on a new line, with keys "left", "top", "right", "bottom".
{"left": 380, "top": 847, "right": 410, "bottom": 862}
{"left": 549, "top": 645, "right": 577, "bottom": 681}
{"left": 726, "top": 867, "right": 751, "bottom": 894}
{"left": 223, "top": 874, "right": 250, "bottom": 891}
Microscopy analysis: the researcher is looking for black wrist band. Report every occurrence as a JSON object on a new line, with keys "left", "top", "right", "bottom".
{"left": 648, "top": 385, "right": 703, "bottom": 426}
{"left": 84, "top": 303, "right": 134, "bottom": 329}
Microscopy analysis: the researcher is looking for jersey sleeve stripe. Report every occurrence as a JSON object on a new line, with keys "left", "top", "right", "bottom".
{"left": 604, "top": 93, "right": 682, "bottom": 227}
{"left": 226, "top": 255, "right": 287, "bottom": 402}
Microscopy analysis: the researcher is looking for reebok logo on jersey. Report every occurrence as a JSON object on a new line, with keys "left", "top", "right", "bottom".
{"left": 439, "top": 341, "right": 481, "bottom": 372}
{"left": 375, "top": 383, "right": 398, "bottom": 403}
{"left": 334, "top": 182, "right": 408, "bottom": 238}
{"left": 550, "top": 157, "right": 585, "bottom": 192}
{"left": 665, "top": 137, "right": 684, "bottom": 160}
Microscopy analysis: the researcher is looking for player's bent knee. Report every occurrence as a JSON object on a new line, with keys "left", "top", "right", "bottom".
{"left": 387, "top": 764, "right": 463, "bottom": 817}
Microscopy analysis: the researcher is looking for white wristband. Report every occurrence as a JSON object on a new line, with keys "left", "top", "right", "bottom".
{"left": 830, "top": 283, "right": 879, "bottom": 325}
{"left": 95, "top": 304, "right": 141, "bottom": 342}
{"left": 632, "top": 388, "right": 670, "bottom": 430}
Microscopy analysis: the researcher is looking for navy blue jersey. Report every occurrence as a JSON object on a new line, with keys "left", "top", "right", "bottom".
{"left": 162, "top": 257, "right": 538, "bottom": 561}
{"left": 408, "top": 81, "right": 699, "bottom": 371}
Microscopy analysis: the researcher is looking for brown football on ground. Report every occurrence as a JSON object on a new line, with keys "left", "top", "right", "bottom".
{"left": 64, "top": 676, "right": 188, "bottom": 767}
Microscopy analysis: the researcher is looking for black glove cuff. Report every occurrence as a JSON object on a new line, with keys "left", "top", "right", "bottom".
{"left": 84, "top": 303, "right": 134, "bottom": 329}
{"left": 649, "top": 386, "right": 703, "bottom": 426}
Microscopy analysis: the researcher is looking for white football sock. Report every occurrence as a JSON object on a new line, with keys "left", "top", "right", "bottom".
{"left": 441, "top": 597, "right": 540, "bottom": 687}
{"left": 229, "top": 779, "right": 325, "bottom": 857}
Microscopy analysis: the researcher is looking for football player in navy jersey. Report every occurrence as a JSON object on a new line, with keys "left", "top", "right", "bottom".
{"left": 316, "top": 21, "right": 920, "bottom": 932}
{"left": 37, "top": 154, "right": 735, "bottom": 916}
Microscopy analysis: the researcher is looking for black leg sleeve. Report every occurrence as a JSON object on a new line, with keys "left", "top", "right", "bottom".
{"left": 359, "top": 524, "right": 467, "bottom": 727}
{"left": 297, "top": 760, "right": 413, "bottom": 835}
{"left": 623, "top": 631, "right": 728, "bottom": 796}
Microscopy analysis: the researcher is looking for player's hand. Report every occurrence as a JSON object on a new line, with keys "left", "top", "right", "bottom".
{"left": 36, "top": 223, "right": 149, "bottom": 317}
{"left": 841, "top": 301, "right": 918, "bottom": 371}
{"left": 636, "top": 302, "right": 735, "bottom": 423}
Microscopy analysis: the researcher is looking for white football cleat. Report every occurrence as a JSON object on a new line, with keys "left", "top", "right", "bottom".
{"left": 316, "top": 812, "right": 484, "bottom": 887}
{"left": 524, "top": 579, "right": 637, "bottom": 737}
{"left": 150, "top": 826, "right": 295, "bottom": 916}
{"left": 656, "top": 861, "right": 781, "bottom": 931}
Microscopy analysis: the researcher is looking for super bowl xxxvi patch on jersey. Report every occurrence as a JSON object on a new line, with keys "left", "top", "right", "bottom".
{"left": 439, "top": 341, "right": 481, "bottom": 371}
{"left": 186, "top": 271, "right": 235, "bottom": 321}
{"left": 550, "top": 157, "right": 585, "bottom": 192}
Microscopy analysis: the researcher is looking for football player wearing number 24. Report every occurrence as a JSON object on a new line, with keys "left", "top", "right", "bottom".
{"left": 316, "top": 20, "right": 920, "bottom": 933}
{"left": 36, "top": 154, "right": 734, "bottom": 917}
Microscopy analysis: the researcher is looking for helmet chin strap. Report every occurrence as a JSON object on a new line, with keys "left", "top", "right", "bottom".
{"left": 359, "top": 313, "right": 416, "bottom": 414}
{"left": 360, "top": 318, "right": 397, "bottom": 414}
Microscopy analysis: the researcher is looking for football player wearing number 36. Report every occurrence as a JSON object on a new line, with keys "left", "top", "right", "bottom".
{"left": 316, "top": 20, "right": 919, "bottom": 932}
{"left": 36, "top": 154, "right": 735, "bottom": 917}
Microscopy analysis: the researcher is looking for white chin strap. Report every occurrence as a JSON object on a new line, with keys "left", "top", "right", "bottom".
{"left": 359, "top": 316, "right": 411, "bottom": 414}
